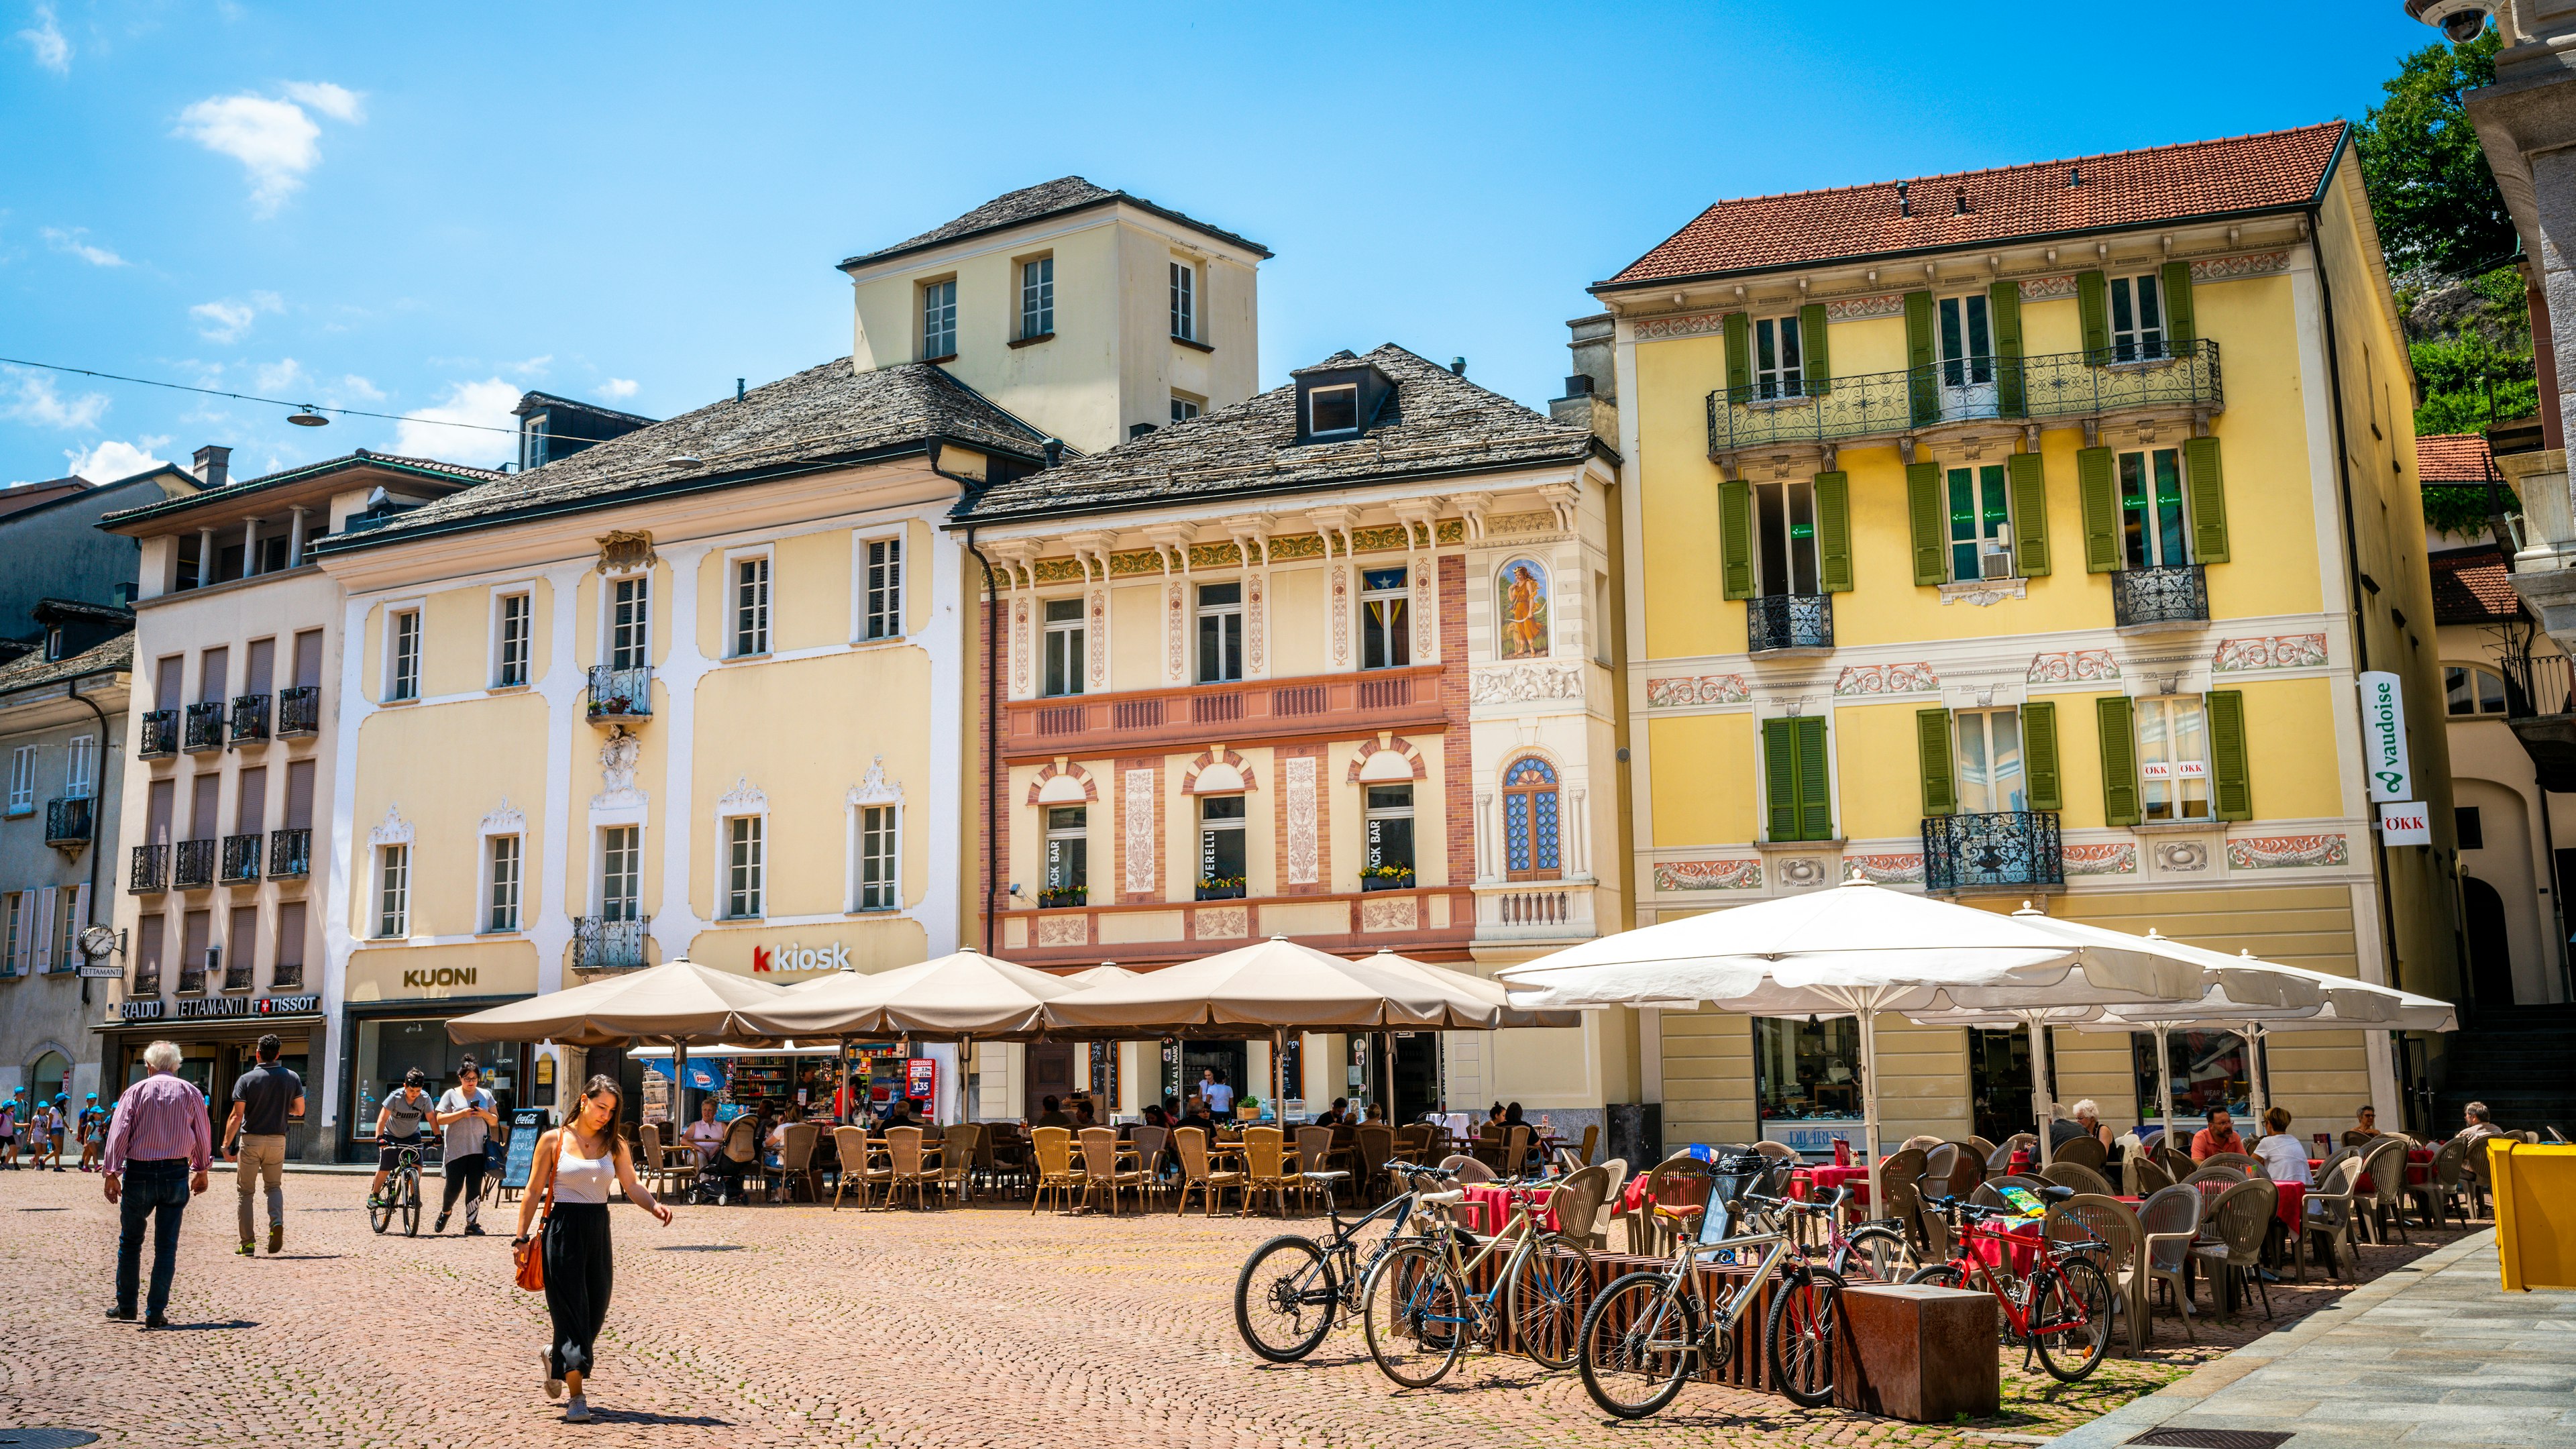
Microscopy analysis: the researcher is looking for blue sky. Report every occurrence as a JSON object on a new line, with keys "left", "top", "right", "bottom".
{"left": 3, "top": 2, "right": 2444, "bottom": 487}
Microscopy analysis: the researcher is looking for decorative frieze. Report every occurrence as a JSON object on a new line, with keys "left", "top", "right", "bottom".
{"left": 1823, "top": 292, "right": 1909, "bottom": 321}
{"left": 1834, "top": 662, "right": 1939, "bottom": 697}
{"left": 2190, "top": 251, "right": 2292, "bottom": 282}
{"left": 1036, "top": 914, "right": 1089, "bottom": 948}
{"left": 1359, "top": 896, "right": 1419, "bottom": 932}
{"left": 1646, "top": 674, "right": 1750, "bottom": 708}
{"left": 1284, "top": 756, "right": 1319, "bottom": 885}
{"left": 2212, "top": 634, "right": 2328, "bottom": 672}
{"left": 1195, "top": 905, "right": 1249, "bottom": 940}
{"left": 1938, "top": 578, "right": 2027, "bottom": 607}
{"left": 2149, "top": 839, "right": 2210, "bottom": 873}
{"left": 1655, "top": 859, "right": 1762, "bottom": 892}
{"left": 1633, "top": 311, "right": 1731, "bottom": 343}
{"left": 2226, "top": 833, "right": 2349, "bottom": 869}
{"left": 1122, "top": 769, "right": 1157, "bottom": 895}
{"left": 2028, "top": 649, "right": 2119, "bottom": 684}
{"left": 2018, "top": 275, "right": 2078, "bottom": 301}
{"left": 2063, "top": 843, "right": 2138, "bottom": 876}
{"left": 594, "top": 730, "right": 645, "bottom": 809}
{"left": 1842, "top": 853, "right": 1923, "bottom": 885}
{"left": 1470, "top": 661, "right": 1585, "bottom": 706}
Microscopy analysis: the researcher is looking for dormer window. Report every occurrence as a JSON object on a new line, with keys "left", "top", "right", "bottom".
{"left": 521, "top": 413, "right": 548, "bottom": 472}
{"left": 43, "top": 628, "right": 63, "bottom": 662}
{"left": 1291, "top": 358, "right": 1397, "bottom": 445}
{"left": 1308, "top": 384, "right": 1359, "bottom": 435}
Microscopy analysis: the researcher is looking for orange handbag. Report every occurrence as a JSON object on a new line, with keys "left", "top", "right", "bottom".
{"left": 513, "top": 1131, "right": 561, "bottom": 1292}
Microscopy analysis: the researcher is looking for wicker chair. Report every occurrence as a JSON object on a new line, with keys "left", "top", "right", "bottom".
{"left": 1240, "top": 1126, "right": 1302, "bottom": 1217}
{"left": 2046, "top": 1193, "right": 2145, "bottom": 1356}
{"left": 2408, "top": 1136, "right": 2473, "bottom": 1229}
{"left": 1173, "top": 1126, "right": 1245, "bottom": 1216}
{"left": 1293, "top": 1126, "right": 1336, "bottom": 1210}
{"left": 1438, "top": 1152, "right": 1498, "bottom": 1183}
{"left": 2359, "top": 1136, "right": 2412, "bottom": 1243}
{"left": 2136, "top": 1183, "right": 2204, "bottom": 1344}
{"left": 2053, "top": 1134, "right": 2109, "bottom": 1172}
{"left": 1355, "top": 1124, "right": 1397, "bottom": 1197}
{"left": 715, "top": 1116, "right": 764, "bottom": 1204}
{"left": 1130, "top": 1125, "right": 1171, "bottom": 1208}
{"left": 777, "top": 1122, "right": 823, "bottom": 1203}
{"left": 830, "top": 1125, "right": 884, "bottom": 1210}
{"left": 1077, "top": 1126, "right": 1147, "bottom": 1215}
{"left": 936, "top": 1123, "right": 979, "bottom": 1205}
{"left": 1393, "top": 1124, "right": 1434, "bottom": 1164}
{"left": 1502, "top": 1125, "right": 1537, "bottom": 1177}
{"left": 2041, "top": 1161, "right": 2115, "bottom": 1197}
{"left": 1960, "top": 1135, "right": 1999, "bottom": 1168}
{"left": 1029, "top": 1126, "right": 1081, "bottom": 1214}
{"left": 883, "top": 1126, "right": 937, "bottom": 1210}
{"left": 637, "top": 1123, "right": 670, "bottom": 1197}
{"left": 1919, "top": 1141, "right": 1961, "bottom": 1188}
{"left": 2190, "top": 1177, "right": 2278, "bottom": 1320}
{"left": 2298, "top": 1155, "right": 2367, "bottom": 1283}
{"left": 1567, "top": 1123, "right": 1601, "bottom": 1167}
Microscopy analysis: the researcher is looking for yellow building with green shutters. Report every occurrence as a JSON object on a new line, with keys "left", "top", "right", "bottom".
{"left": 1582, "top": 122, "right": 2464, "bottom": 1152}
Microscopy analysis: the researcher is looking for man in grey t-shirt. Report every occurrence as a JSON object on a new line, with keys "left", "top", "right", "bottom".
{"left": 432, "top": 1059, "right": 500, "bottom": 1234}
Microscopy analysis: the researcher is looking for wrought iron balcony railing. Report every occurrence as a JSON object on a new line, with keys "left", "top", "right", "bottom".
{"left": 138, "top": 709, "right": 178, "bottom": 758}
{"left": 172, "top": 837, "right": 217, "bottom": 890}
{"left": 223, "top": 954, "right": 253, "bottom": 991}
{"left": 130, "top": 964, "right": 160, "bottom": 996}
{"left": 586, "top": 665, "right": 653, "bottom": 724}
{"left": 1922, "top": 810, "right": 2063, "bottom": 894}
{"left": 2111, "top": 564, "right": 2209, "bottom": 629}
{"left": 268, "top": 827, "right": 311, "bottom": 879}
{"left": 1707, "top": 339, "right": 2222, "bottom": 455}
{"left": 276, "top": 684, "right": 321, "bottom": 737}
{"left": 229, "top": 692, "right": 270, "bottom": 747}
{"left": 1748, "top": 592, "right": 1834, "bottom": 653}
{"left": 176, "top": 961, "right": 206, "bottom": 995}
{"left": 129, "top": 843, "right": 168, "bottom": 894}
{"left": 220, "top": 833, "right": 262, "bottom": 883}
{"left": 574, "top": 916, "right": 648, "bottom": 970}
{"left": 182, "top": 701, "right": 225, "bottom": 753}
{"left": 45, "top": 795, "right": 93, "bottom": 847}
{"left": 270, "top": 958, "right": 303, "bottom": 989}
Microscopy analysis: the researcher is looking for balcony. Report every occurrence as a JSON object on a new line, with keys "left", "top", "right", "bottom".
{"left": 2500, "top": 649, "right": 2576, "bottom": 792}
{"left": 2111, "top": 564, "right": 2209, "bottom": 631}
{"left": 45, "top": 796, "right": 93, "bottom": 849}
{"left": 1922, "top": 810, "right": 2064, "bottom": 894}
{"left": 270, "top": 959, "right": 303, "bottom": 990}
{"left": 129, "top": 844, "right": 168, "bottom": 894}
{"left": 131, "top": 965, "right": 160, "bottom": 996}
{"left": 275, "top": 684, "right": 321, "bottom": 738}
{"left": 586, "top": 665, "right": 653, "bottom": 726}
{"left": 1748, "top": 593, "right": 1833, "bottom": 654}
{"left": 1474, "top": 881, "right": 1597, "bottom": 944}
{"left": 1706, "top": 339, "right": 2222, "bottom": 458}
{"left": 172, "top": 837, "right": 217, "bottom": 890}
{"left": 1003, "top": 664, "right": 1446, "bottom": 764}
{"left": 137, "top": 709, "right": 178, "bottom": 759}
{"left": 182, "top": 702, "right": 225, "bottom": 753}
{"left": 220, "top": 833, "right": 262, "bottom": 884}
{"left": 229, "top": 692, "right": 270, "bottom": 747}
{"left": 268, "top": 827, "right": 311, "bottom": 879}
{"left": 177, "top": 959, "right": 206, "bottom": 995}
{"left": 223, "top": 952, "right": 252, "bottom": 992}
{"left": 574, "top": 916, "right": 649, "bottom": 971}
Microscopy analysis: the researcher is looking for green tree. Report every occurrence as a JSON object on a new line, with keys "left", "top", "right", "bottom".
{"left": 2355, "top": 28, "right": 2514, "bottom": 274}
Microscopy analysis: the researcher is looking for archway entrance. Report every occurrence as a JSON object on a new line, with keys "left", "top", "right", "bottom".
{"left": 2463, "top": 875, "right": 2517, "bottom": 1010}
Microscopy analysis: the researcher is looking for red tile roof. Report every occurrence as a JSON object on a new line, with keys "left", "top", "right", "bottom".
{"left": 1601, "top": 123, "right": 2348, "bottom": 288}
{"left": 2429, "top": 546, "right": 2524, "bottom": 625}
{"left": 2416, "top": 433, "right": 2494, "bottom": 485}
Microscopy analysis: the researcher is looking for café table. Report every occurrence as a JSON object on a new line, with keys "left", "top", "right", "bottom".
{"left": 2309, "top": 1152, "right": 2432, "bottom": 1195}
{"left": 1452, "top": 1181, "right": 1560, "bottom": 1236}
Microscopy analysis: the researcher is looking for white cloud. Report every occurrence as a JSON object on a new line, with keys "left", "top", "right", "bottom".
{"left": 174, "top": 83, "right": 363, "bottom": 215}
{"left": 42, "top": 227, "right": 125, "bottom": 266}
{"left": 502, "top": 354, "right": 552, "bottom": 378}
{"left": 394, "top": 378, "right": 521, "bottom": 468}
{"left": 278, "top": 80, "right": 364, "bottom": 123}
{"left": 189, "top": 289, "right": 282, "bottom": 342}
{"left": 64, "top": 435, "right": 170, "bottom": 482}
{"left": 17, "top": 3, "right": 66, "bottom": 72}
{"left": 252, "top": 358, "right": 307, "bottom": 395}
{"left": 337, "top": 374, "right": 384, "bottom": 402}
{"left": 596, "top": 378, "right": 640, "bottom": 400}
{"left": 0, "top": 369, "right": 108, "bottom": 430}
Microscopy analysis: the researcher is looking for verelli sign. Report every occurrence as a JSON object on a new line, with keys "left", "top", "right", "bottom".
{"left": 2357, "top": 670, "right": 2414, "bottom": 803}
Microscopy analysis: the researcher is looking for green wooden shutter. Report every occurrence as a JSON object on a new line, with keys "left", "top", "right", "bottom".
{"left": 2078, "top": 446, "right": 2119, "bottom": 574}
{"left": 2077, "top": 270, "right": 2109, "bottom": 362}
{"left": 1723, "top": 311, "right": 1751, "bottom": 402}
{"left": 1907, "top": 461, "right": 1947, "bottom": 586}
{"left": 2208, "top": 690, "right": 2251, "bottom": 821}
{"left": 2096, "top": 695, "right": 2141, "bottom": 826}
{"left": 1795, "top": 715, "right": 1833, "bottom": 841}
{"left": 1764, "top": 716, "right": 1799, "bottom": 841}
{"left": 2184, "top": 435, "right": 2230, "bottom": 564}
{"left": 2008, "top": 450, "right": 2049, "bottom": 576}
{"left": 1916, "top": 709, "right": 1956, "bottom": 816}
{"left": 1989, "top": 280, "right": 2025, "bottom": 417}
{"left": 1799, "top": 302, "right": 1831, "bottom": 396}
{"left": 2023, "top": 700, "right": 2061, "bottom": 811}
{"left": 1814, "top": 471, "right": 1852, "bottom": 593}
{"left": 1719, "top": 476, "right": 1755, "bottom": 600}
{"left": 2161, "top": 260, "right": 2197, "bottom": 346}
{"left": 1904, "top": 290, "right": 1937, "bottom": 425}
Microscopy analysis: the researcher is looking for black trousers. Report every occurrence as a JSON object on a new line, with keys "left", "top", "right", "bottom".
{"left": 115, "top": 1159, "right": 192, "bottom": 1319}
{"left": 542, "top": 1203, "right": 614, "bottom": 1376}
{"left": 438, "top": 1150, "right": 486, "bottom": 1224}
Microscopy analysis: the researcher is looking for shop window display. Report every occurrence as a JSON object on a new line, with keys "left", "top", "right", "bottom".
{"left": 1754, "top": 1016, "right": 1864, "bottom": 1158}
{"left": 2130, "top": 1028, "right": 2251, "bottom": 1128}
{"left": 352, "top": 1018, "right": 521, "bottom": 1142}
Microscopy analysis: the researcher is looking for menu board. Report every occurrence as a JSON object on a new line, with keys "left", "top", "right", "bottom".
{"left": 500, "top": 1108, "right": 549, "bottom": 1191}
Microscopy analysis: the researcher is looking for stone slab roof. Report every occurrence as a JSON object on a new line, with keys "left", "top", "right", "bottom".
{"left": 0, "top": 630, "right": 131, "bottom": 698}
{"left": 98, "top": 451, "right": 501, "bottom": 530}
{"left": 840, "top": 176, "right": 1272, "bottom": 268}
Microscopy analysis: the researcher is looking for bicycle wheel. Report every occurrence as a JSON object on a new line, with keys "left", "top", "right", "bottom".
{"left": 2029, "top": 1257, "right": 2114, "bottom": 1383}
{"left": 369, "top": 1175, "right": 394, "bottom": 1235}
{"left": 1578, "top": 1271, "right": 1697, "bottom": 1420}
{"left": 1764, "top": 1265, "right": 1844, "bottom": 1408}
{"left": 1837, "top": 1224, "right": 1911, "bottom": 1282}
{"left": 1904, "top": 1262, "right": 1965, "bottom": 1290}
{"left": 1362, "top": 1244, "right": 1468, "bottom": 1388}
{"left": 1504, "top": 1232, "right": 1596, "bottom": 1371}
{"left": 1235, "top": 1234, "right": 1340, "bottom": 1363}
{"left": 400, "top": 1171, "right": 422, "bottom": 1237}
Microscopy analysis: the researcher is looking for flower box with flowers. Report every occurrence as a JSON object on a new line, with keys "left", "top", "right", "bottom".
{"left": 1359, "top": 864, "right": 1416, "bottom": 892}
{"left": 1195, "top": 877, "right": 1247, "bottom": 902}
{"left": 1038, "top": 885, "right": 1088, "bottom": 910}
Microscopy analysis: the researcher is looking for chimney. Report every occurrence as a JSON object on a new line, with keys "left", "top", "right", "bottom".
{"left": 191, "top": 445, "right": 231, "bottom": 489}
{"left": 1042, "top": 437, "right": 1064, "bottom": 468}
{"left": 1896, "top": 180, "right": 1911, "bottom": 217}
{"left": 736, "top": 378, "right": 746, "bottom": 403}
{"left": 1450, "top": 358, "right": 1467, "bottom": 376}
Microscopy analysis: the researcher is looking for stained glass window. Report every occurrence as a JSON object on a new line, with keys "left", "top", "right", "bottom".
{"left": 1502, "top": 756, "right": 1560, "bottom": 879}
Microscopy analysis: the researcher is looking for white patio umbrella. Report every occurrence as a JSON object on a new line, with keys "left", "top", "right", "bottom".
{"left": 447, "top": 958, "right": 788, "bottom": 1047}
{"left": 741, "top": 949, "right": 1081, "bottom": 1039}
{"left": 1497, "top": 881, "right": 2202, "bottom": 1214}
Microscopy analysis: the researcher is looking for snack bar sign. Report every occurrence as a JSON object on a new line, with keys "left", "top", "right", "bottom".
{"left": 2358, "top": 671, "right": 2414, "bottom": 803}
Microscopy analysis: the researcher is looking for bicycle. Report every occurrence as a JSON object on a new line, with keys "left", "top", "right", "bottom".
{"left": 1905, "top": 1187, "right": 2112, "bottom": 1383}
{"left": 1359, "top": 1165, "right": 1599, "bottom": 1387}
{"left": 1234, "top": 1161, "right": 1434, "bottom": 1362}
{"left": 1576, "top": 1155, "right": 1846, "bottom": 1417}
{"left": 370, "top": 1140, "right": 426, "bottom": 1238}
{"left": 1783, "top": 1185, "right": 1915, "bottom": 1282}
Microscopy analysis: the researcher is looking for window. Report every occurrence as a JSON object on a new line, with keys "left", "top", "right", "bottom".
{"left": 1, "top": 892, "right": 19, "bottom": 977}
{"left": 1020, "top": 256, "right": 1053, "bottom": 338}
{"left": 599, "top": 826, "right": 641, "bottom": 922}
{"left": 608, "top": 578, "right": 649, "bottom": 669}
{"left": 1197, "top": 795, "right": 1246, "bottom": 896}
{"left": 2108, "top": 273, "right": 2166, "bottom": 363}
{"left": 2135, "top": 696, "right": 2210, "bottom": 822}
{"left": 1502, "top": 757, "right": 1562, "bottom": 879}
{"left": 1360, "top": 567, "right": 1409, "bottom": 669}
{"left": 2118, "top": 448, "right": 2190, "bottom": 569}
{"left": 388, "top": 608, "right": 421, "bottom": 702}
{"left": 1307, "top": 384, "right": 1358, "bottom": 435}
{"left": 521, "top": 413, "right": 549, "bottom": 472}
{"left": 1042, "top": 598, "right": 1085, "bottom": 697}
{"left": 733, "top": 555, "right": 771, "bottom": 657}
{"left": 724, "top": 814, "right": 764, "bottom": 919}
{"left": 495, "top": 591, "right": 532, "bottom": 687}
{"left": 1196, "top": 581, "right": 1243, "bottom": 683}
{"left": 1756, "top": 477, "right": 1820, "bottom": 596}
{"left": 5, "top": 746, "right": 31, "bottom": 814}
{"left": 2132, "top": 1028, "right": 2245, "bottom": 1124}
{"left": 486, "top": 834, "right": 522, "bottom": 932}
{"left": 376, "top": 845, "right": 409, "bottom": 938}
{"left": 1953, "top": 707, "right": 2027, "bottom": 815}
{"left": 1754, "top": 1016, "right": 1865, "bottom": 1134}
{"left": 1945, "top": 463, "right": 2011, "bottom": 582}
{"left": 1753, "top": 315, "right": 1804, "bottom": 399}
{"left": 44, "top": 627, "right": 63, "bottom": 661}
{"left": 1762, "top": 716, "right": 1834, "bottom": 841}
{"left": 2457, "top": 806, "right": 2485, "bottom": 851}
{"left": 1169, "top": 260, "right": 1197, "bottom": 341}
{"left": 861, "top": 535, "right": 904, "bottom": 640}
{"left": 2446, "top": 663, "right": 2509, "bottom": 717}
{"left": 922, "top": 278, "right": 957, "bottom": 359}
{"left": 1170, "top": 393, "right": 1201, "bottom": 425}
{"left": 855, "top": 806, "right": 898, "bottom": 910}
{"left": 1043, "top": 805, "right": 1087, "bottom": 905}
{"left": 1939, "top": 294, "right": 1994, "bottom": 387}
{"left": 1363, "top": 784, "right": 1415, "bottom": 885}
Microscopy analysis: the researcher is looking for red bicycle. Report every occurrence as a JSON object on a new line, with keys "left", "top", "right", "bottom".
{"left": 1905, "top": 1188, "right": 2113, "bottom": 1381}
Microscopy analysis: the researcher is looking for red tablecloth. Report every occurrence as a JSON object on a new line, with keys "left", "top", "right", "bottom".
{"left": 1456, "top": 1182, "right": 1558, "bottom": 1235}
{"left": 2273, "top": 1180, "right": 2306, "bottom": 1232}
{"left": 2310, "top": 1151, "right": 2432, "bottom": 1195}
{"left": 1802, "top": 1164, "right": 1872, "bottom": 1206}
{"left": 1965, "top": 1218, "right": 2045, "bottom": 1277}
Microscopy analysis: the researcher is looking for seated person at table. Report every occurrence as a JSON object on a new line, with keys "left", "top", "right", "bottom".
{"left": 2453, "top": 1101, "right": 2507, "bottom": 1181}
{"left": 2049, "top": 1099, "right": 2114, "bottom": 1154}
{"left": 1177, "top": 1099, "right": 1218, "bottom": 1135}
{"left": 2253, "top": 1107, "right": 2311, "bottom": 1185}
{"left": 1503, "top": 1102, "right": 1526, "bottom": 1128}
{"left": 2190, "top": 1108, "right": 2247, "bottom": 1161}
{"left": 1313, "top": 1098, "right": 1348, "bottom": 1127}
{"left": 2341, "top": 1104, "right": 2385, "bottom": 1148}
{"left": 765, "top": 1104, "right": 804, "bottom": 1152}
{"left": 682, "top": 1098, "right": 727, "bottom": 1165}
{"left": 1485, "top": 1102, "right": 1506, "bottom": 1128}
{"left": 1031, "top": 1095, "right": 1073, "bottom": 1130}
{"left": 700, "top": 1112, "right": 753, "bottom": 1202}
{"left": 879, "top": 1097, "right": 921, "bottom": 1132}
{"left": 1140, "top": 1104, "right": 1171, "bottom": 1130}
{"left": 1360, "top": 1102, "right": 1387, "bottom": 1125}
{"left": 1071, "top": 1095, "right": 1099, "bottom": 1128}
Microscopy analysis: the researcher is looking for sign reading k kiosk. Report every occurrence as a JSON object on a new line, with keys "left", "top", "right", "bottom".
{"left": 753, "top": 942, "right": 851, "bottom": 973}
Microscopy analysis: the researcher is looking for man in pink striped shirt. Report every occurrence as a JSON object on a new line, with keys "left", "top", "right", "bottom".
{"left": 103, "top": 1041, "right": 211, "bottom": 1328}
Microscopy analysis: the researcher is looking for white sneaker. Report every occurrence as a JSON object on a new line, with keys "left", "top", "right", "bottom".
{"left": 542, "top": 1349, "right": 564, "bottom": 1399}
{"left": 564, "top": 1393, "right": 592, "bottom": 1423}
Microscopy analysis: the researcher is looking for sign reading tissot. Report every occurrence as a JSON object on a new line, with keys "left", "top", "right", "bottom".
{"left": 115, "top": 992, "right": 317, "bottom": 1024}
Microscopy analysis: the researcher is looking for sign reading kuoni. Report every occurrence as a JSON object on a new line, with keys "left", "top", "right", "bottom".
{"left": 2357, "top": 671, "right": 2414, "bottom": 802}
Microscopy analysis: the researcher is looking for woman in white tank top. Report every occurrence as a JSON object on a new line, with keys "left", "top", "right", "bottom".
{"left": 513, "top": 1075, "right": 669, "bottom": 1422}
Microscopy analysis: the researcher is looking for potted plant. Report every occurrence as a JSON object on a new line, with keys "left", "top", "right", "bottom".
{"left": 1037, "top": 884, "right": 1087, "bottom": 910}
{"left": 1360, "top": 863, "right": 1416, "bottom": 892}
{"left": 1195, "top": 874, "right": 1247, "bottom": 901}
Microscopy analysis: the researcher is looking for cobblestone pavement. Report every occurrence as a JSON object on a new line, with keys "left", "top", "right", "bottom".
{"left": 0, "top": 1171, "right": 2471, "bottom": 1448}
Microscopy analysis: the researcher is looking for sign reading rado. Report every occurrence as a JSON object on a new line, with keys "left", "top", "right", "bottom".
{"left": 752, "top": 942, "right": 849, "bottom": 973}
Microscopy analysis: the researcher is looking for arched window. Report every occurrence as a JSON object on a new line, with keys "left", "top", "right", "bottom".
{"left": 2444, "top": 663, "right": 2508, "bottom": 717}
{"left": 1502, "top": 756, "right": 1560, "bottom": 880}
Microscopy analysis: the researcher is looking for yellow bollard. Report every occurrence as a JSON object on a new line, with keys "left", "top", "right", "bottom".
{"left": 2489, "top": 1140, "right": 2576, "bottom": 1292}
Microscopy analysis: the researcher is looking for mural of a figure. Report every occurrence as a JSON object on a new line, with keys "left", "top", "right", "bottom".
{"left": 1499, "top": 558, "right": 1550, "bottom": 659}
